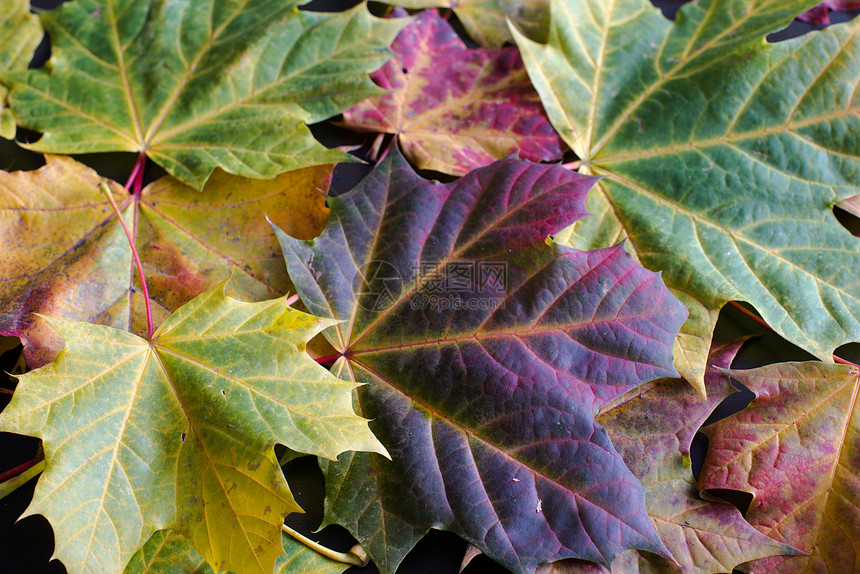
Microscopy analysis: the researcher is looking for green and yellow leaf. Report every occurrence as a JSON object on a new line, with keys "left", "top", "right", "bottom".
{"left": 0, "top": 283, "right": 385, "bottom": 574}
{"left": 124, "top": 529, "right": 348, "bottom": 574}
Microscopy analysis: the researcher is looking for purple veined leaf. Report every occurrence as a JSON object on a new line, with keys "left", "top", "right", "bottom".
{"left": 341, "top": 9, "right": 564, "bottom": 176}
{"left": 274, "top": 147, "right": 688, "bottom": 573}
{"left": 797, "top": 1, "right": 860, "bottom": 24}
{"left": 537, "top": 339, "right": 800, "bottom": 574}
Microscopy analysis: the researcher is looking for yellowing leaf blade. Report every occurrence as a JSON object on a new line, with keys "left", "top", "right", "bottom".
{"left": 0, "top": 283, "right": 384, "bottom": 574}
{"left": 0, "top": 156, "right": 332, "bottom": 369}
{"left": 0, "top": 318, "right": 178, "bottom": 574}
{"left": 124, "top": 529, "right": 349, "bottom": 574}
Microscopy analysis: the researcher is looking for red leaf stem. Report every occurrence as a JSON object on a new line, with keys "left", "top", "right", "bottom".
{"left": 101, "top": 182, "right": 153, "bottom": 340}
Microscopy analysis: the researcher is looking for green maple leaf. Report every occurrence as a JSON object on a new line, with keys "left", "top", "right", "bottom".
{"left": 0, "top": 282, "right": 386, "bottom": 574}
{"left": 514, "top": 0, "right": 860, "bottom": 395}
{"left": 3, "top": 0, "right": 404, "bottom": 189}
{"left": 0, "top": 0, "right": 41, "bottom": 139}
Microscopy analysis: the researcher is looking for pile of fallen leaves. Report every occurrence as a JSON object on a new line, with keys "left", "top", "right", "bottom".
{"left": 0, "top": 1, "right": 858, "bottom": 573}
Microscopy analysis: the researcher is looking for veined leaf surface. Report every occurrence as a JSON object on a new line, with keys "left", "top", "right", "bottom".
{"left": 798, "top": 1, "right": 860, "bottom": 24}
{"left": 515, "top": 0, "right": 860, "bottom": 390}
{"left": 542, "top": 340, "right": 799, "bottom": 574}
{"left": 341, "top": 9, "right": 563, "bottom": 176}
{"left": 276, "top": 149, "right": 688, "bottom": 573}
{"left": 124, "top": 529, "right": 348, "bottom": 574}
{"left": 0, "top": 0, "right": 41, "bottom": 139}
{"left": 0, "top": 155, "right": 331, "bottom": 368}
{"left": 699, "top": 362, "right": 860, "bottom": 573}
{"left": 4, "top": 0, "right": 404, "bottom": 188}
{"left": 0, "top": 283, "right": 386, "bottom": 574}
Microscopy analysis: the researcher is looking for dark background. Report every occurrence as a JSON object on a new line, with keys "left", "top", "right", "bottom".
{"left": 1, "top": 1, "right": 859, "bottom": 573}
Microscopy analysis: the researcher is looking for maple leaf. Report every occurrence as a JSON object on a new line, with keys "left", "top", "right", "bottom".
{"left": 698, "top": 361, "right": 860, "bottom": 573}
{"left": 124, "top": 529, "right": 347, "bottom": 574}
{"left": 341, "top": 9, "right": 563, "bottom": 176}
{"left": 3, "top": 0, "right": 404, "bottom": 189}
{"left": 0, "top": 155, "right": 331, "bottom": 368}
{"left": 798, "top": 1, "right": 860, "bottom": 24}
{"left": 514, "top": 0, "right": 860, "bottom": 394}
{"left": 0, "top": 0, "right": 41, "bottom": 139}
{"left": 381, "top": 0, "right": 549, "bottom": 48}
{"left": 537, "top": 339, "right": 799, "bottom": 574}
{"left": 0, "top": 282, "right": 386, "bottom": 574}
{"left": 275, "top": 148, "right": 688, "bottom": 573}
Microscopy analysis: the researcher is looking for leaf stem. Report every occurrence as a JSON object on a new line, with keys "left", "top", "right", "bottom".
{"left": 314, "top": 353, "right": 342, "bottom": 364}
{"left": 124, "top": 153, "right": 147, "bottom": 194}
{"left": 367, "top": 133, "right": 385, "bottom": 163}
{"left": 727, "top": 301, "right": 770, "bottom": 331}
{"left": 833, "top": 354, "right": 860, "bottom": 368}
{"left": 100, "top": 182, "right": 154, "bottom": 340}
{"left": 0, "top": 460, "right": 45, "bottom": 501}
{"left": 281, "top": 524, "right": 369, "bottom": 567}
{"left": 0, "top": 454, "right": 42, "bottom": 484}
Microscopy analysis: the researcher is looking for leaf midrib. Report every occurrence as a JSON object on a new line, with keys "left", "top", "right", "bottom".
{"left": 150, "top": 9, "right": 369, "bottom": 145}
{"left": 349, "top": 314, "right": 675, "bottom": 358}
{"left": 149, "top": 347, "right": 272, "bottom": 574}
{"left": 347, "top": 169, "right": 588, "bottom": 350}
{"left": 583, "top": 0, "right": 613, "bottom": 158}
{"left": 593, "top": 106, "right": 860, "bottom": 164}
{"left": 592, "top": 169, "right": 860, "bottom": 345}
{"left": 349, "top": 357, "right": 642, "bottom": 540}
{"left": 106, "top": 0, "right": 145, "bottom": 147}
{"left": 585, "top": 0, "right": 799, "bottom": 159}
